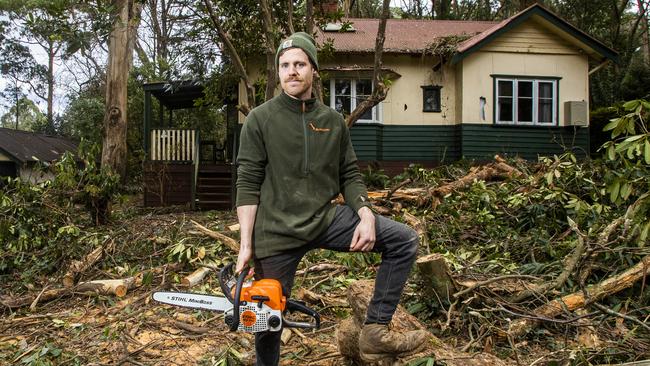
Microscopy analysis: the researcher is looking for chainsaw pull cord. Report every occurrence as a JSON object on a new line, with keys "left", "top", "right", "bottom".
{"left": 230, "top": 265, "right": 250, "bottom": 331}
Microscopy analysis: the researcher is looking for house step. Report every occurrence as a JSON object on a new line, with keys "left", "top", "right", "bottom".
{"left": 197, "top": 192, "right": 230, "bottom": 199}
{"left": 197, "top": 177, "right": 231, "bottom": 185}
{"left": 196, "top": 199, "right": 232, "bottom": 210}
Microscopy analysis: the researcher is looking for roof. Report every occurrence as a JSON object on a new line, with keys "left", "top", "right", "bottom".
{"left": 0, "top": 128, "right": 78, "bottom": 164}
{"left": 317, "top": 18, "right": 497, "bottom": 54}
{"left": 452, "top": 4, "right": 618, "bottom": 64}
{"left": 143, "top": 81, "right": 206, "bottom": 110}
{"left": 317, "top": 4, "right": 618, "bottom": 63}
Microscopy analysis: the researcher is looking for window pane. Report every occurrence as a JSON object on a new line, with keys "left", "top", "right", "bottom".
{"left": 518, "top": 81, "right": 533, "bottom": 97}
{"left": 356, "top": 79, "right": 372, "bottom": 96}
{"left": 518, "top": 97, "right": 533, "bottom": 122}
{"left": 335, "top": 80, "right": 351, "bottom": 96}
{"left": 423, "top": 88, "right": 440, "bottom": 112}
{"left": 538, "top": 82, "right": 553, "bottom": 99}
{"left": 335, "top": 96, "right": 351, "bottom": 114}
{"left": 355, "top": 79, "right": 373, "bottom": 120}
{"left": 334, "top": 80, "right": 352, "bottom": 115}
{"left": 538, "top": 99, "right": 553, "bottom": 123}
{"left": 498, "top": 97, "right": 513, "bottom": 122}
{"left": 498, "top": 80, "right": 513, "bottom": 97}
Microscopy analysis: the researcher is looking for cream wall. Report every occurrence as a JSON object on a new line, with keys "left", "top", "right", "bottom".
{"left": 460, "top": 20, "right": 590, "bottom": 125}
{"left": 461, "top": 52, "right": 589, "bottom": 125}
{"left": 0, "top": 152, "right": 11, "bottom": 161}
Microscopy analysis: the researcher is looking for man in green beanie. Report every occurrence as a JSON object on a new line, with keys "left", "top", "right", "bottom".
{"left": 235, "top": 31, "right": 429, "bottom": 366}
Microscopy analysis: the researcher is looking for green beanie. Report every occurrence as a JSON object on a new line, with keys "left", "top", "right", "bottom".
{"left": 275, "top": 32, "right": 319, "bottom": 70}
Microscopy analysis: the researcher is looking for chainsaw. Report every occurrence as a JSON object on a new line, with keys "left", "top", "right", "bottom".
{"left": 152, "top": 263, "right": 320, "bottom": 333}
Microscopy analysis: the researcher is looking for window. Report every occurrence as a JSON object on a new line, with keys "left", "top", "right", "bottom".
{"left": 495, "top": 77, "right": 558, "bottom": 126}
{"left": 421, "top": 86, "right": 441, "bottom": 112}
{"left": 324, "top": 78, "right": 381, "bottom": 123}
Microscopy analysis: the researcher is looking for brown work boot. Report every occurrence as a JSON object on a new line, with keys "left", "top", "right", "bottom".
{"left": 358, "top": 323, "right": 430, "bottom": 363}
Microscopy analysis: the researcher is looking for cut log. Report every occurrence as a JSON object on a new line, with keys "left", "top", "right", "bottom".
{"left": 1, "top": 263, "right": 181, "bottom": 309}
{"left": 181, "top": 265, "right": 213, "bottom": 287}
{"left": 75, "top": 276, "right": 141, "bottom": 297}
{"left": 416, "top": 253, "right": 457, "bottom": 304}
{"left": 62, "top": 240, "right": 116, "bottom": 287}
{"left": 508, "top": 255, "right": 650, "bottom": 339}
{"left": 338, "top": 280, "right": 510, "bottom": 366}
{"left": 190, "top": 220, "right": 239, "bottom": 252}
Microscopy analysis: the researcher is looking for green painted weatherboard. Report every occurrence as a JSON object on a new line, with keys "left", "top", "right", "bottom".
{"left": 461, "top": 124, "right": 590, "bottom": 160}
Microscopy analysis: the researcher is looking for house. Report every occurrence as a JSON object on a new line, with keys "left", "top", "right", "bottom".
{"left": 0, "top": 128, "right": 78, "bottom": 183}
{"left": 240, "top": 4, "right": 617, "bottom": 174}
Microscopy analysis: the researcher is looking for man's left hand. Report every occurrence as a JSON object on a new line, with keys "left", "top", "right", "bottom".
{"left": 350, "top": 206, "right": 376, "bottom": 252}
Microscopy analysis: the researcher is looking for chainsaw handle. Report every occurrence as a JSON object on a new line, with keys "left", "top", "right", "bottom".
{"left": 284, "top": 299, "right": 320, "bottom": 329}
{"left": 219, "top": 263, "right": 250, "bottom": 332}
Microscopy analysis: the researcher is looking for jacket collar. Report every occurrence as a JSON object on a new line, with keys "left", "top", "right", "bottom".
{"left": 278, "top": 91, "right": 319, "bottom": 113}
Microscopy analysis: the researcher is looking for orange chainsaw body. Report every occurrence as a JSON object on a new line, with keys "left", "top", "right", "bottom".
{"left": 233, "top": 279, "right": 286, "bottom": 312}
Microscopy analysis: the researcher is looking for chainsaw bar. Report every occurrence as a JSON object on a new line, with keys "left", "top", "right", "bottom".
{"left": 152, "top": 291, "right": 232, "bottom": 312}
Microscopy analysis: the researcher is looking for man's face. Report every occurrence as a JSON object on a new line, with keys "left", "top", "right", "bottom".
{"left": 278, "top": 48, "right": 315, "bottom": 100}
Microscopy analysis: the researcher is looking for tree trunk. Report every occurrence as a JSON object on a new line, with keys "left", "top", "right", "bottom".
{"left": 259, "top": 0, "right": 277, "bottom": 101}
{"left": 101, "top": 0, "right": 137, "bottom": 181}
{"left": 638, "top": 0, "right": 650, "bottom": 63}
{"left": 345, "top": 0, "right": 391, "bottom": 127}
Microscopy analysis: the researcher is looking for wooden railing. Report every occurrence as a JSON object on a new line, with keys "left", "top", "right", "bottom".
{"left": 150, "top": 129, "right": 198, "bottom": 162}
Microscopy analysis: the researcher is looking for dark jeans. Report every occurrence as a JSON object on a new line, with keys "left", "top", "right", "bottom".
{"left": 253, "top": 205, "right": 419, "bottom": 366}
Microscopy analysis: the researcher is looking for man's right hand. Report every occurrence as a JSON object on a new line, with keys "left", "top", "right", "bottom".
{"left": 235, "top": 245, "right": 253, "bottom": 274}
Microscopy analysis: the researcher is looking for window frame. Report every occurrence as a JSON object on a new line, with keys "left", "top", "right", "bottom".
{"left": 327, "top": 78, "right": 382, "bottom": 124}
{"left": 493, "top": 75, "right": 560, "bottom": 127}
{"left": 421, "top": 85, "right": 442, "bottom": 113}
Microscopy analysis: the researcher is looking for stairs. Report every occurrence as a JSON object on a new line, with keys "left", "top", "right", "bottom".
{"left": 195, "top": 164, "right": 233, "bottom": 211}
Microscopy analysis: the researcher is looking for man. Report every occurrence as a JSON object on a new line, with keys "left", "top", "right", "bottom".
{"left": 235, "top": 32, "right": 429, "bottom": 365}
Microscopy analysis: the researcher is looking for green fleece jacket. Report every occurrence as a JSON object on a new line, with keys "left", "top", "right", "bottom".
{"left": 236, "top": 92, "right": 370, "bottom": 259}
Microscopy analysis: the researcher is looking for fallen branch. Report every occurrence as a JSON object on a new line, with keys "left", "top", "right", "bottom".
{"left": 62, "top": 239, "right": 115, "bottom": 287}
{"left": 295, "top": 263, "right": 347, "bottom": 276}
{"left": 190, "top": 220, "right": 239, "bottom": 252}
{"left": 508, "top": 254, "right": 650, "bottom": 338}
{"left": 509, "top": 221, "right": 586, "bottom": 303}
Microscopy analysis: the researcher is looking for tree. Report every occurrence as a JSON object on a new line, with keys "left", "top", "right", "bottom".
{"left": 0, "top": 95, "right": 47, "bottom": 131}
{"left": 100, "top": 0, "right": 143, "bottom": 181}
{"left": 346, "top": 0, "right": 392, "bottom": 127}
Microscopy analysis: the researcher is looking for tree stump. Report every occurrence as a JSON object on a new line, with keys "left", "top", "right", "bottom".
{"left": 415, "top": 253, "right": 456, "bottom": 304}
{"left": 337, "top": 280, "right": 511, "bottom": 366}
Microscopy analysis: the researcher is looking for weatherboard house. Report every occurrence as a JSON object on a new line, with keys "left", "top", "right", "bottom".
{"left": 142, "top": 4, "right": 618, "bottom": 210}
{"left": 240, "top": 4, "right": 617, "bottom": 174}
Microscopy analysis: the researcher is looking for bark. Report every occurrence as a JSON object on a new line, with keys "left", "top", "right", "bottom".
{"left": 305, "top": 0, "right": 314, "bottom": 35}
{"left": 62, "top": 243, "right": 113, "bottom": 288}
{"left": 337, "top": 280, "right": 510, "bottom": 365}
{"left": 101, "top": 0, "right": 138, "bottom": 181}
{"left": 416, "top": 253, "right": 457, "bottom": 304}
{"left": 286, "top": 0, "right": 295, "bottom": 34}
{"left": 638, "top": 0, "right": 650, "bottom": 63}
{"left": 259, "top": 0, "right": 277, "bottom": 102}
{"left": 345, "top": 0, "right": 391, "bottom": 127}
{"left": 190, "top": 219, "right": 240, "bottom": 252}
{"left": 203, "top": 0, "right": 256, "bottom": 115}
{"left": 508, "top": 255, "right": 650, "bottom": 339}
{"left": 181, "top": 265, "right": 213, "bottom": 287}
